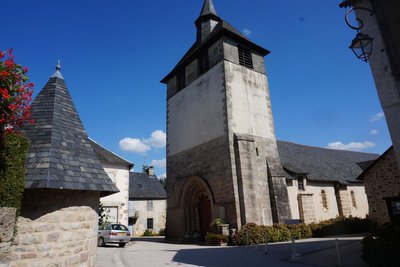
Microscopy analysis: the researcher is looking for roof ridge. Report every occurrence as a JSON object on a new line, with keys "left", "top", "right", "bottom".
{"left": 89, "top": 137, "right": 133, "bottom": 166}
{"left": 277, "top": 140, "right": 379, "bottom": 156}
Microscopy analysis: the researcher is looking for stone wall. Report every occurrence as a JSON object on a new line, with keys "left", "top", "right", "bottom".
{"left": 166, "top": 135, "right": 237, "bottom": 239}
{"left": 0, "top": 208, "right": 16, "bottom": 264}
{"left": 362, "top": 148, "right": 400, "bottom": 225}
{"left": 100, "top": 165, "right": 130, "bottom": 226}
{"left": 128, "top": 199, "right": 166, "bottom": 236}
{"left": 353, "top": 0, "right": 400, "bottom": 167}
{"left": 3, "top": 189, "right": 99, "bottom": 267}
{"left": 298, "top": 194, "right": 316, "bottom": 224}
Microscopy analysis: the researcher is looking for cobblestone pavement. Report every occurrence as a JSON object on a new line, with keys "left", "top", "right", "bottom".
{"left": 96, "top": 236, "right": 366, "bottom": 267}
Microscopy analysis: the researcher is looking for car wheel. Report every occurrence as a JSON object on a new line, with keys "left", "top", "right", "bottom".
{"left": 98, "top": 237, "right": 105, "bottom": 247}
{"left": 119, "top": 243, "right": 126, "bottom": 248}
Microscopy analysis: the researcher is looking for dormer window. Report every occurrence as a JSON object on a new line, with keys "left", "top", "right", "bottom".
{"left": 238, "top": 45, "right": 253, "bottom": 69}
{"left": 176, "top": 70, "right": 186, "bottom": 91}
{"left": 297, "top": 175, "right": 305, "bottom": 191}
{"left": 198, "top": 51, "right": 210, "bottom": 75}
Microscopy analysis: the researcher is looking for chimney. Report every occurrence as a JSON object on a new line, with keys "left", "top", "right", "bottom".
{"left": 145, "top": 166, "right": 155, "bottom": 177}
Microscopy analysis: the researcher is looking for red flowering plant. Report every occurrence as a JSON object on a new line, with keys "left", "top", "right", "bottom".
{"left": 0, "top": 49, "right": 34, "bottom": 136}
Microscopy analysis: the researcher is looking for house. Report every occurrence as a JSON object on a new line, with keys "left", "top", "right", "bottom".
{"left": 128, "top": 167, "right": 167, "bottom": 236}
{"left": 89, "top": 139, "right": 133, "bottom": 227}
{"left": 357, "top": 147, "right": 400, "bottom": 225}
{"left": 278, "top": 141, "right": 378, "bottom": 223}
{"left": 6, "top": 63, "right": 119, "bottom": 266}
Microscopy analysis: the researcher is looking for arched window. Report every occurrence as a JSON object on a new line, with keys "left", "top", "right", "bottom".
{"left": 321, "top": 190, "right": 328, "bottom": 210}
{"left": 351, "top": 191, "right": 357, "bottom": 209}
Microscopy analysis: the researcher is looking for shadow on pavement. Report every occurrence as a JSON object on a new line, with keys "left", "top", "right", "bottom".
{"left": 170, "top": 238, "right": 366, "bottom": 267}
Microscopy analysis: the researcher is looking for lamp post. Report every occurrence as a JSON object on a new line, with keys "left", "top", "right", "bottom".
{"left": 344, "top": 7, "right": 374, "bottom": 63}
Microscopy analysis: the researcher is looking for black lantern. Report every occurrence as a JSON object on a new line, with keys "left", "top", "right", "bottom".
{"left": 343, "top": 6, "right": 375, "bottom": 63}
{"left": 349, "top": 32, "right": 374, "bottom": 62}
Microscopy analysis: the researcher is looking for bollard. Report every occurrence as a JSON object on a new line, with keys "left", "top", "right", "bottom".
{"left": 335, "top": 239, "right": 342, "bottom": 267}
{"left": 264, "top": 234, "right": 269, "bottom": 255}
{"left": 291, "top": 236, "right": 297, "bottom": 261}
{"left": 246, "top": 230, "right": 249, "bottom": 246}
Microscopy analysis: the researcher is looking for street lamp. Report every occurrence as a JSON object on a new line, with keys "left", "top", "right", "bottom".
{"left": 345, "top": 7, "right": 375, "bottom": 63}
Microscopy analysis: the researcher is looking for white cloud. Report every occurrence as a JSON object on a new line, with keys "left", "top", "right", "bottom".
{"left": 369, "top": 112, "right": 385, "bottom": 122}
{"left": 326, "top": 141, "right": 376, "bottom": 151}
{"left": 119, "top": 130, "right": 166, "bottom": 154}
{"left": 370, "top": 129, "right": 379, "bottom": 135}
{"left": 119, "top": 138, "right": 151, "bottom": 153}
{"left": 144, "top": 130, "right": 166, "bottom": 148}
{"left": 158, "top": 173, "right": 167, "bottom": 179}
{"left": 150, "top": 158, "right": 166, "bottom": 169}
{"left": 243, "top": 28, "right": 252, "bottom": 37}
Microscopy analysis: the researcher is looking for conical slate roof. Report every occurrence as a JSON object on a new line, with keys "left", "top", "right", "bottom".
{"left": 23, "top": 64, "right": 119, "bottom": 196}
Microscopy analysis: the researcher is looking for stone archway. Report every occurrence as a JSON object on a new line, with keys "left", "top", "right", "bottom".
{"left": 181, "top": 176, "right": 214, "bottom": 239}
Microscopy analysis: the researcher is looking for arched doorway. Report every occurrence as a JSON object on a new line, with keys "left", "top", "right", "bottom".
{"left": 181, "top": 176, "right": 214, "bottom": 239}
{"left": 198, "top": 195, "right": 211, "bottom": 239}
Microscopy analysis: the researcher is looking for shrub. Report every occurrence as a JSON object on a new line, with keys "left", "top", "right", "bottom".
{"left": 362, "top": 222, "right": 400, "bottom": 267}
{"left": 158, "top": 228, "right": 166, "bottom": 236}
{"left": 310, "top": 216, "right": 370, "bottom": 237}
{"left": 142, "top": 229, "right": 157, "bottom": 236}
{"left": 286, "top": 223, "right": 312, "bottom": 240}
{"left": 0, "top": 133, "right": 29, "bottom": 215}
{"left": 209, "top": 218, "right": 225, "bottom": 234}
{"left": 206, "top": 232, "right": 228, "bottom": 245}
{"left": 231, "top": 222, "right": 312, "bottom": 246}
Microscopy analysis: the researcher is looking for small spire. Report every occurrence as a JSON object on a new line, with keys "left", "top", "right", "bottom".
{"left": 51, "top": 59, "right": 64, "bottom": 80}
{"left": 199, "top": 0, "right": 218, "bottom": 17}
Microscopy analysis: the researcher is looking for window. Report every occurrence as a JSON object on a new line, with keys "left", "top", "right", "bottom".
{"left": 147, "top": 200, "right": 153, "bottom": 211}
{"left": 321, "top": 190, "right": 328, "bottom": 210}
{"left": 238, "top": 45, "right": 253, "bottom": 69}
{"left": 297, "top": 176, "right": 305, "bottom": 191}
{"left": 385, "top": 198, "right": 400, "bottom": 223}
{"left": 198, "top": 51, "right": 210, "bottom": 75}
{"left": 137, "top": 184, "right": 143, "bottom": 190}
{"left": 147, "top": 218, "right": 154, "bottom": 229}
{"left": 176, "top": 70, "right": 186, "bottom": 91}
{"left": 351, "top": 191, "right": 357, "bottom": 209}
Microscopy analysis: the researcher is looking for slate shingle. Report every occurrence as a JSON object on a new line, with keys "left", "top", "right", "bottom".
{"left": 23, "top": 72, "right": 119, "bottom": 197}
{"left": 277, "top": 140, "right": 379, "bottom": 184}
{"left": 129, "top": 172, "right": 167, "bottom": 200}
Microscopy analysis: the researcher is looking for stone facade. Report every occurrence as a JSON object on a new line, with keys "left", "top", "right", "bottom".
{"left": 164, "top": 1, "right": 291, "bottom": 240}
{"left": 361, "top": 148, "right": 400, "bottom": 225}
{"left": 2, "top": 190, "right": 99, "bottom": 267}
{"left": 0, "top": 208, "right": 16, "bottom": 264}
{"left": 128, "top": 199, "right": 166, "bottom": 236}
{"left": 287, "top": 179, "right": 369, "bottom": 223}
{"left": 348, "top": 0, "right": 400, "bottom": 167}
{"left": 100, "top": 165, "right": 130, "bottom": 226}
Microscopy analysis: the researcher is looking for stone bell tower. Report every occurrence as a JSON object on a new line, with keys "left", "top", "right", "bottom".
{"left": 161, "top": 0, "right": 291, "bottom": 240}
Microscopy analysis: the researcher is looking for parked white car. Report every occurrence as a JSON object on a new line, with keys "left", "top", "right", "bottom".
{"left": 98, "top": 224, "right": 131, "bottom": 247}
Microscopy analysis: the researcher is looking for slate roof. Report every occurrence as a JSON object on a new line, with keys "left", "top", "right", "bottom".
{"left": 161, "top": 7, "right": 269, "bottom": 83}
{"left": 23, "top": 67, "right": 119, "bottom": 196}
{"left": 199, "top": 0, "right": 218, "bottom": 17}
{"left": 277, "top": 140, "right": 379, "bottom": 184}
{"left": 89, "top": 138, "right": 133, "bottom": 170}
{"left": 129, "top": 172, "right": 167, "bottom": 200}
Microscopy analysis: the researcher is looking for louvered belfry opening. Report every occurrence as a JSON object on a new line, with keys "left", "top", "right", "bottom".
{"left": 238, "top": 45, "right": 253, "bottom": 69}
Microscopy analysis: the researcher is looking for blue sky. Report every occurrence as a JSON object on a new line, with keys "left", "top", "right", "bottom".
{"left": 2, "top": 0, "right": 391, "bottom": 177}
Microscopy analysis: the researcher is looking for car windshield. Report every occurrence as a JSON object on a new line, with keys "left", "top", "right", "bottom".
{"left": 111, "top": 224, "right": 129, "bottom": 231}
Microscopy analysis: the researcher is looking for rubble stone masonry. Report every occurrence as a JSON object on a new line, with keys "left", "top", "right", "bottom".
{"left": 1, "top": 189, "right": 99, "bottom": 267}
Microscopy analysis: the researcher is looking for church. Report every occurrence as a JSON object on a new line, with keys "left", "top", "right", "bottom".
{"left": 162, "top": 0, "right": 378, "bottom": 240}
